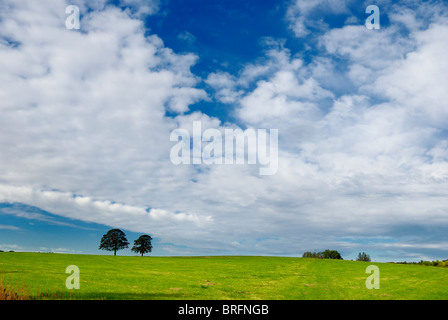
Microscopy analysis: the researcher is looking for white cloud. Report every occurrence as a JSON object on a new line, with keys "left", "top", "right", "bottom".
{"left": 372, "top": 22, "right": 448, "bottom": 129}
{"left": 196, "top": 2, "right": 448, "bottom": 259}
{"left": 319, "top": 25, "right": 415, "bottom": 87}
{"left": 38, "top": 246, "right": 83, "bottom": 253}
{"left": 0, "top": 0, "right": 447, "bottom": 260}
{"left": 0, "top": 185, "right": 213, "bottom": 231}
{"left": 205, "top": 72, "right": 242, "bottom": 104}
{"left": 0, "top": 244, "right": 24, "bottom": 251}
{"left": 119, "top": 0, "right": 160, "bottom": 17}
{"left": 286, "top": 0, "right": 351, "bottom": 37}
{"left": 0, "top": 225, "right": 20, "bottom": 230}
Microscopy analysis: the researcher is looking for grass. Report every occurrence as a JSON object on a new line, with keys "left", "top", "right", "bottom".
{"left": 0, "top": 252, "right": 447, "bottom": 300}
{"left": 0, "top": 275, "right": 29, "bottom": 300}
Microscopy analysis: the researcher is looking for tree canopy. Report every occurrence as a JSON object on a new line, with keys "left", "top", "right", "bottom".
{"left": 321, "top": 249, "right": 343, "bottom": 260}
{"left": 356, "top": 252, "right": 371, "bottom": 262}
{"left": 302, "top": 249, "right": 343, "bottom": 260}
{"left": 132, "top": 234, "right": 153, "bottom": 257}
{"left": 99, "top": 229, "right": 129, "bottom": 256}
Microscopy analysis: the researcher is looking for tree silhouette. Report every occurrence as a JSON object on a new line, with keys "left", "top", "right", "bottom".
{"left": 356, "top": 252, "right": 371, "bottom": 262}
{"left": 132, "top": 234, "right": 153, "bottom": 257}
{"left": 321, "top": 249, "right": 343, "bottom": 259}
{"left": 99, "top": 229, "right": 129, "bottom": 256}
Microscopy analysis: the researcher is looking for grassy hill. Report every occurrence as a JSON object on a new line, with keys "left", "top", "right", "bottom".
{"left": 0, "top": 252, "right": 447, "bottom": 300}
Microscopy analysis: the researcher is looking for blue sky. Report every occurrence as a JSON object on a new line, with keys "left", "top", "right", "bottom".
{"left": 0, "top": 0, "right": 447, "bottom": 261}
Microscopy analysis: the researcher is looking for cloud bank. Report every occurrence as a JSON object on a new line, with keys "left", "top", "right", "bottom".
{"left": 0, "top": 0, "right": 447, "bottom": 260}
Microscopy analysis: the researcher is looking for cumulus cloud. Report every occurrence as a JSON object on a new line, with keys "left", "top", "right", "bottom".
{"left": 0, "top": 0, "right": 447, "bottom": 260}
{"left": 372, "top": 23, "right": 448, "bottom": 128}
{"left": 286, "top": 0, "right": 351, "bottom": 37}
{"left": 197, "top": 1, "right": 448, "bottom": 259}
{"left": 0, "top": 0, "right": 205, "bottom": 197}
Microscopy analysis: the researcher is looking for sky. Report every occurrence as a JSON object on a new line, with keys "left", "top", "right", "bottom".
{"left": 0, "top": 0, "right": 447, "bottom": 261}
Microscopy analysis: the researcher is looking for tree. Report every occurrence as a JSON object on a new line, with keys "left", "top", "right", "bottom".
{"left": 321, "top": 249, "right": 343, "bottom": 260}
{"left": 302, "top": 251, "right": 322, "bottom": 258}
{"left": 132, "top": 234, "right": 153, "bottom": 257}
{"left": 302, "top": 251, "right": 313, "bottom": 258}
{"left": 99, "top": 229, "right": 129, "bottom": 256}
{"left": 356, "top": 252, "right": 371, "bottom": 262}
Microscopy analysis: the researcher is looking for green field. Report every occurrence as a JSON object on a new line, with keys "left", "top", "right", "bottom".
{"left": 0, "top": 252, "right": 447, "bottom": 300}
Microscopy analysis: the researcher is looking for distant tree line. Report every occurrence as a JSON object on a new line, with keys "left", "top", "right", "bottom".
{"left": 302, "top": 251, "right": 322, "bottom": 258}
{"left": 393, "top": 259, "right": 448, "bottom": 268}
{"left": 302, "top": 249, "right": 343, "bottom": 260}
{"left": 302, "top": 250, "right": 375, "bottom": 261}
{"left": 99, "top": 229, "right": 153, "bottom": 256}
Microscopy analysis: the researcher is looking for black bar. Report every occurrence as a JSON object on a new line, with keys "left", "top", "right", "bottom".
{"left": 1, "top": 300, "right": 447, "bottom": 318}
